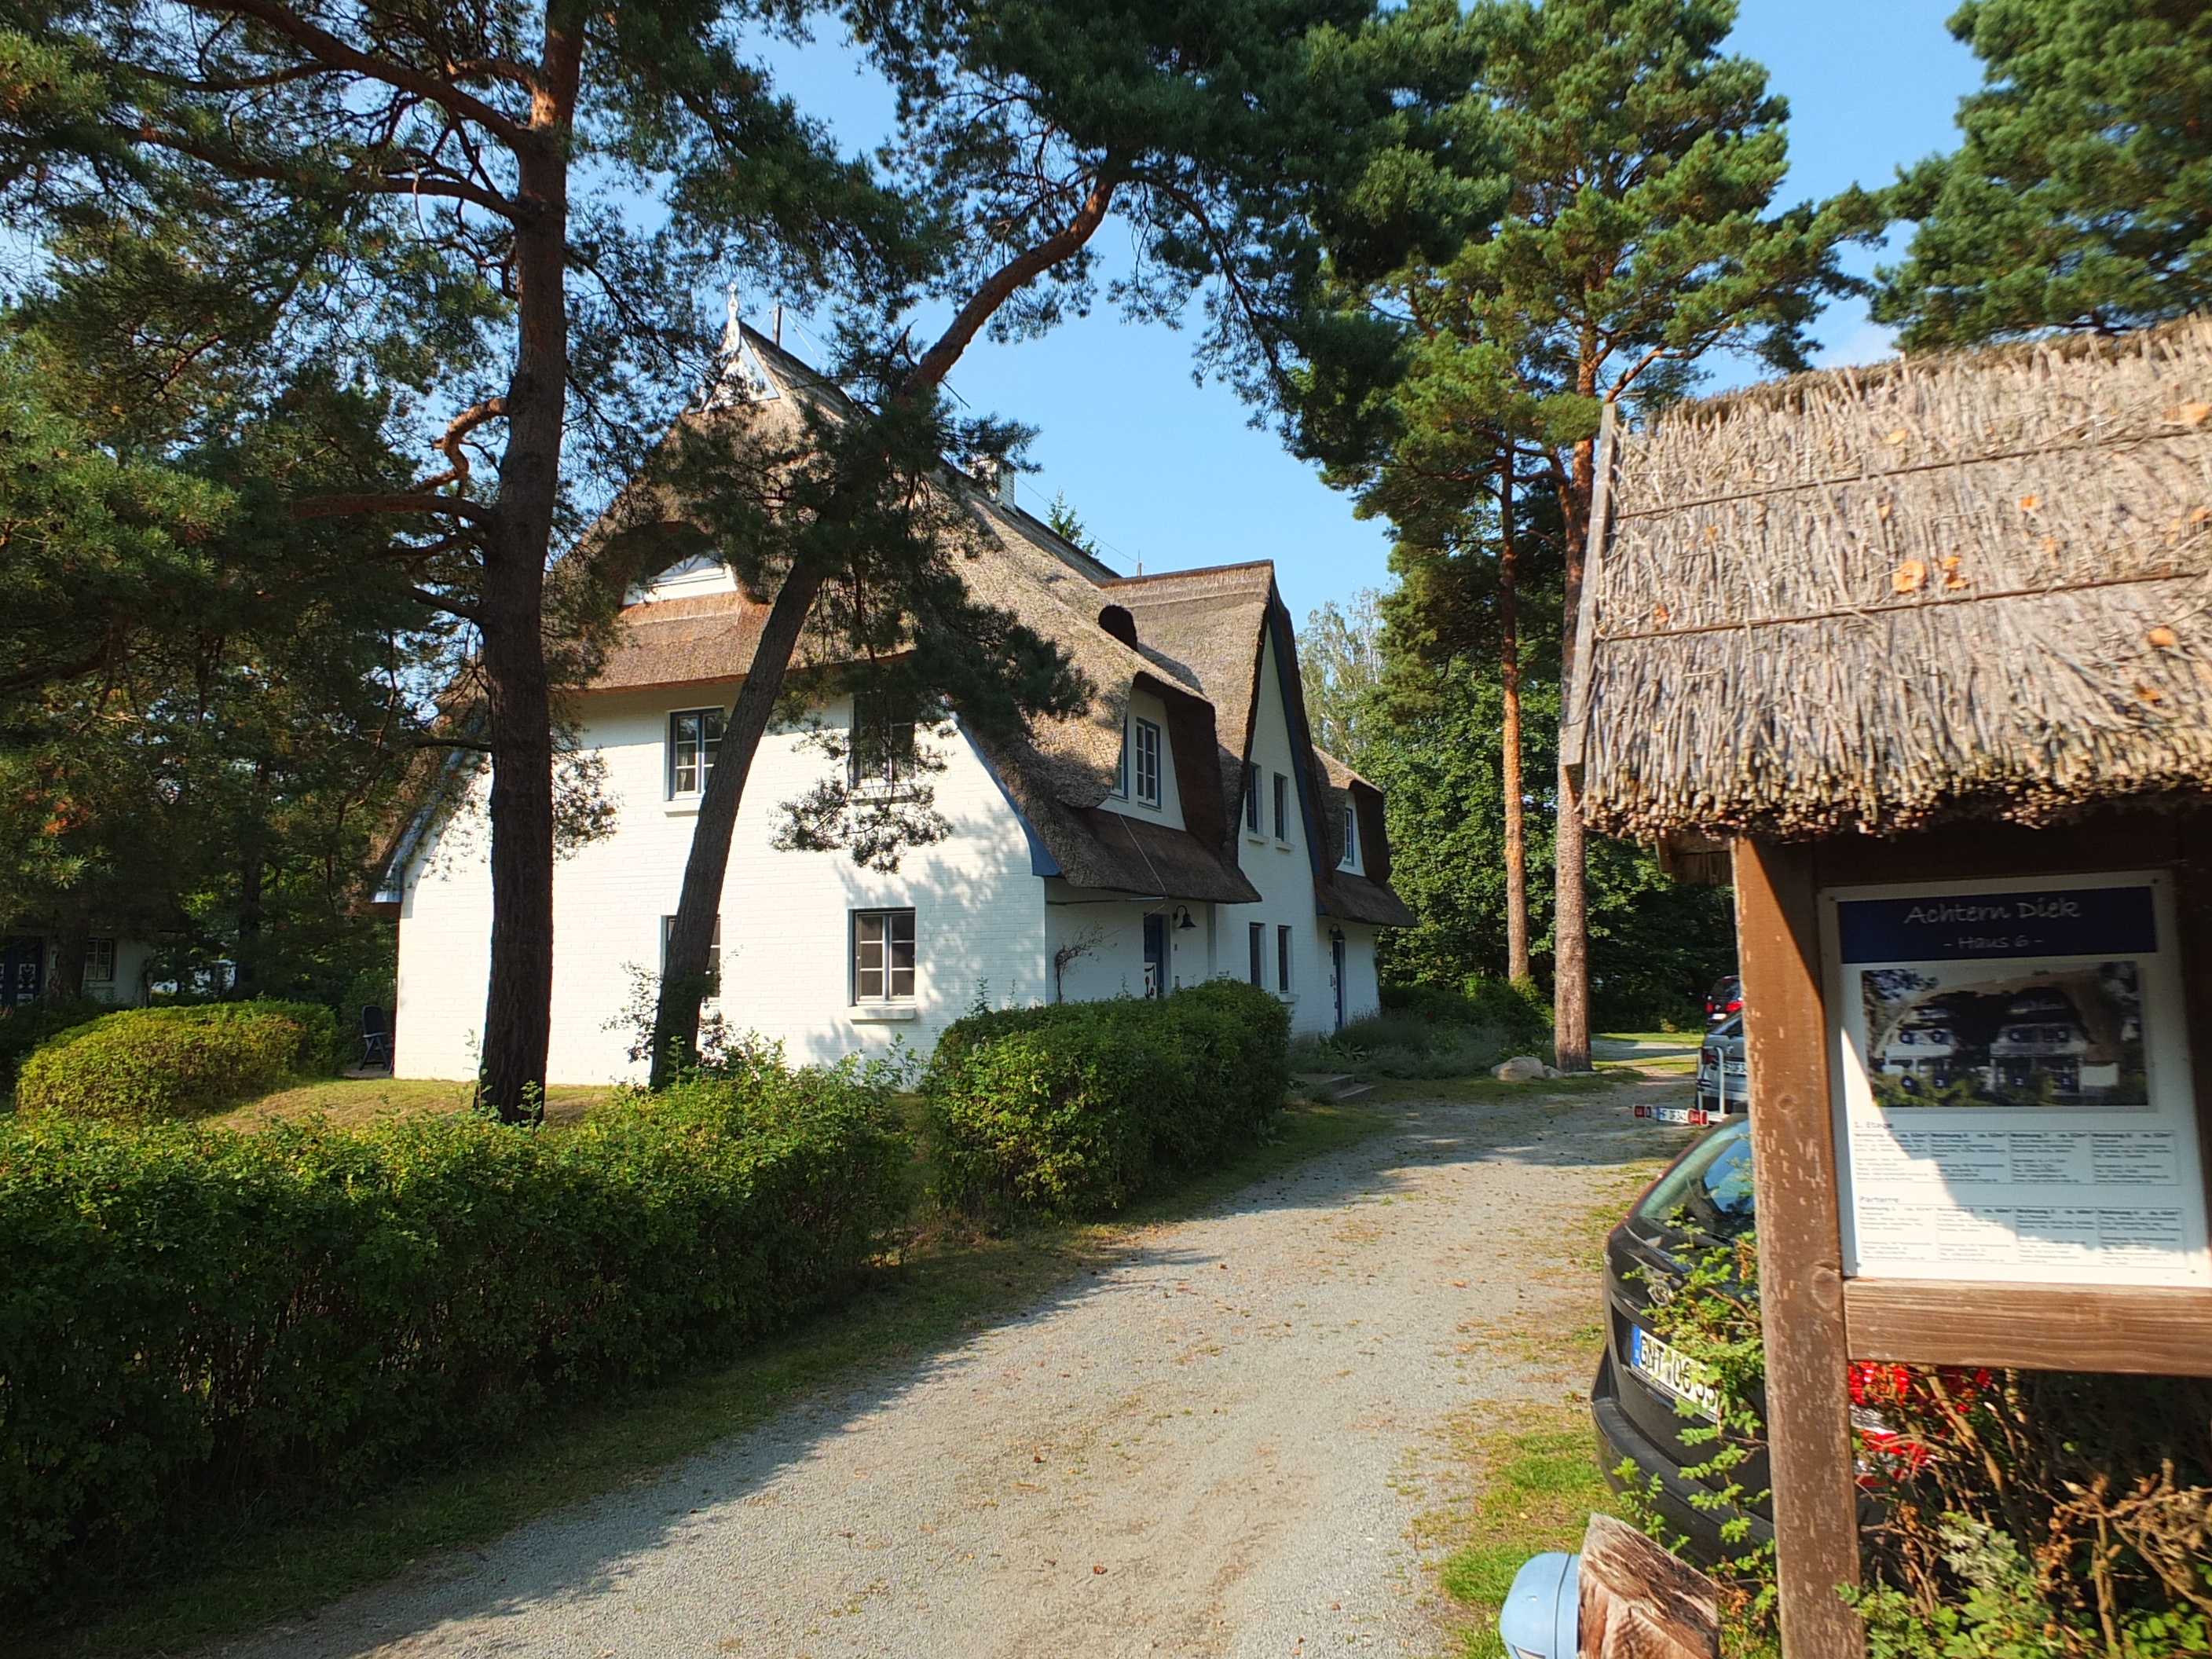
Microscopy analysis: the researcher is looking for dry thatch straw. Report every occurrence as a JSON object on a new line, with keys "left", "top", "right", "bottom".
{"left": 1573, "top": 316, "right": 2212, "bottom": 841}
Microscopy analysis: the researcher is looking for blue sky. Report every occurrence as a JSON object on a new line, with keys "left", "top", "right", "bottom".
{"left": 762, "top": 3, "right": 1986, "bottom": 624}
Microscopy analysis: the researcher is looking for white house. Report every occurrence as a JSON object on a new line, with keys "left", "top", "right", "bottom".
{"left": 385, "top": 330, "right": 1412, "bottom": 1082}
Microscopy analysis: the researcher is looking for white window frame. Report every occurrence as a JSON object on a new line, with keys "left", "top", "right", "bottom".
{"left": 1339, "top": 803, "right": 1359, "bottom": 871}
{"left": 668, "top": 708, "right": 724, "bottom": 798}
{"left": 1130, "top": 717, "right": 1163, "bottom": 808}
{"left": 1273, "top": 772, "right": 1291, "bottom": 841}
{"left": 84, "top": 938, "right": 116, "bottom": 985}
{"left": 1243, "top": 761, "right": 1262, "bottom": 833}
{"left": 853, "top": 908, "right": 917, "bottom": 1005}
{"left": 1276, "top": 924, "right": 1293, "bottom": 994}
{"left": 1247, "top": 921, "right": 1265, "bottom": 987}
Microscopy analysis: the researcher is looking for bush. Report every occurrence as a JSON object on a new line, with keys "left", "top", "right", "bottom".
{"left": 925, "top": 979, "right": 1290, "bottom": 1218}
{"left": 1382, "top": 976, "right": 1551, "bottom": 1053}
{"left": 0, "top": 1002, "right": 108, "bottom": 1098}
{"left": 0, "top": 1056, "right": 903, "bottom": 1600}
{"left": 1299, "top": 1009, "right": 1508, "bottom": 1079}
{"left": 13, "top": 999, "right": 339, "bottom": 1122}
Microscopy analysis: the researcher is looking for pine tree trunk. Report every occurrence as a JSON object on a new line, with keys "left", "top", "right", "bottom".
{"left": 474, "top": 57, "right": 577, "bottom": 1125}
{"left": 649, "top": 564, "right": 828, "bottom": 1086}
{"left": 49, "top": 919, "right": 88, "bottom": 1005}
{"left": 1497, "top": 460, "right": 1530, "bottom": 985}
{"left": 235, "top": 848, "right": 263, "bottom": 998}
{"left": 1551, "top": 419, "right": 1598, "bottom": 1073}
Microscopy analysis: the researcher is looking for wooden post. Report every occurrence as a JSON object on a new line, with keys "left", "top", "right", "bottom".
{"left": 1733, "top": 837, "right": 1863, "bottom": 1659}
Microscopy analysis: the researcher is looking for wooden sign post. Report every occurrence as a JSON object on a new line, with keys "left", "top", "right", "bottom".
{"left": 1736, "top": 812, "right": 2212, "bottom": 1659}
{"left": 1562, "top": 320, "right": 2212, "bottom": 1659}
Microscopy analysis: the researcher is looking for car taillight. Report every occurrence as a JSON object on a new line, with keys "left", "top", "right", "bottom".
{"left": 1725, "top": 999, "right": 1742, "bottom": 1013}
{"left": 1701, "top": 1047, "right": 1717, "bottom": 1065}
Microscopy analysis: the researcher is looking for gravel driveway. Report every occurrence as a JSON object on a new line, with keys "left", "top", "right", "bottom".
{"left": 227, "top": 1080, "right": 1685, "bottom": 1659}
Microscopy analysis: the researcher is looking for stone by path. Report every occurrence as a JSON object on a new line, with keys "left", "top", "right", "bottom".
{"left": 225, "top": 1079, "right": 1690, "bottom": 1659}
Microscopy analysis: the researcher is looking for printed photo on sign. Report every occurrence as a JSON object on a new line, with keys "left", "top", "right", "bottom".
{"left": 1859, "top": 961, "right": 2148, "bottom": 1110}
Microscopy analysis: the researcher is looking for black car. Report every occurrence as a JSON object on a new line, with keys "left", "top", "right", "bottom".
{"left": 1703, "top": 974, "right": 1743, "bottom": 1026}
{"left": 1590, "top": 1119, "right": 1772, "bottom": 1564}
{"left": 1694, "top": 1014, "right": 1747, "bottom": 1119}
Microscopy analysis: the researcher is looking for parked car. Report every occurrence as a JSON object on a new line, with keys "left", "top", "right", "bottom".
{"left": 1703, "top": 974, "right": 1742, "bottom": 1026}
{"left": 1590, "top": 1119, "right": 1771, "bottom": 1564}
{"left": 1592, "top": 1122, "right": 1892, "bottom": 1565}
{"left": 1694, "top": 1014, "right": 1747, "bottom": 1119}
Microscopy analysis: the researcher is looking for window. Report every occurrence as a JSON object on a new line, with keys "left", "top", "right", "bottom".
{"left": 1273, "top": 772, "right": 1290, "bottom": 840}
{"left": 1339, "top": 804, "right": 1359, "bottom": 870}
{"left": 1277, "top": 925, "right": 1293, "bottom": 994}
{"left": 668, "top": 709, "right": 724, "bottom": 797}
{"left": 851, "top": 689, "right": 917, "bottom": 791}
{"left": 854, "top": 909, "right": 917, "bottom": 1002}
{"left": 1248, "top": 922, "right": 1265, "bottom": 987}
{"left": 85, "top": 939, "right": 115, "bottom": 984}
{"left": 1243, "top": 762, "right": 1262, "bottom": 833}
{"left": 661, "top": 915, "right": 721, "bottom": 999}
{"left": 1129, "top": 717, "right": 1163, "bottom": 808}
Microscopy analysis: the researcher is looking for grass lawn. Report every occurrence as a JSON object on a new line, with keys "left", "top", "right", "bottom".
{"left": 209, "top": 1076, "right": 617, "bottom": 1131}
{"left": 9, "top": 1097, "right": 1391, "bottom": 1659}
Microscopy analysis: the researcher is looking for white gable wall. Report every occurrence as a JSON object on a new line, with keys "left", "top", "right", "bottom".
{"left": 1228, "top": 628, "right": 1381, "bottom": 1035}
{"left": 395, "top": 687, "right": 1046, "bottom": 1082}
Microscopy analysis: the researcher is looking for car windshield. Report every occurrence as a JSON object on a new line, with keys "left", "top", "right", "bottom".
{"left": 1634, "top": 1120, "right": 1754, "bottom": 1242}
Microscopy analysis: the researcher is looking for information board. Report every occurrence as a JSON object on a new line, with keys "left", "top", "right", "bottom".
{"left": 1822, "top": 871, "right": 2210, "bottom": 1287}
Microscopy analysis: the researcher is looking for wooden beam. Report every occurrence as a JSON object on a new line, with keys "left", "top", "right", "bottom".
{"left": 1734, "top": 837, "right": 1863, "bottom": 1659}
{"left": 1845, "top": 1280, "right": 2212, "bottom": 1373}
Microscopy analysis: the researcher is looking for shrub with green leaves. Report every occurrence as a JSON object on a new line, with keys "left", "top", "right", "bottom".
{"left": 0, "top": 1002, "right": 108, "bottom": 1097}
{"left": 1382, "top": 976, "right": 1551, "bottom": 1052}
{"left": 0, "top": 1056, "right": 903, "bottom": 1600}
{"left": 13, "top": 999, "right": 339, "bottom": 1122}
{"left": 925, "top": 979, "right": 1290, "bottom": 1218}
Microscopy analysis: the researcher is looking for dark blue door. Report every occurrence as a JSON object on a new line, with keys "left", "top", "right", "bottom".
{"left": 1143, "top": 914, "right": 1167, "bottom": 997}
{"left": 1, "top": 936, "right": 43, "bottom": 1009}
{"left": 1331, "top": 932, "right": 1347, "bottom": 1031}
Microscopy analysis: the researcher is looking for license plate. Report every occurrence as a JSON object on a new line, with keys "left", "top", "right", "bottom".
{"left": 1629, "top": 1325, "right": 1723, "bottom": 1420}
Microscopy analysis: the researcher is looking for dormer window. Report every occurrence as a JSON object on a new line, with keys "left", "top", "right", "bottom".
{"left": 1118, "top": 716, "right": 1162, "bottom": 808}
{"left": 1339, "top": 803, "right": 1359, "bottom": 870}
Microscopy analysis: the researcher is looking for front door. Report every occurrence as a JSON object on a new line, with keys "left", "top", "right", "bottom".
{"left": 1, "top": 936, "right": 43, "bottom": 1009}
{"left": 1142, "top": 914, "right": 1167, "bottom": 998}
{"left": 1331, "top": 932, "right": 1347, "bottom": 1031}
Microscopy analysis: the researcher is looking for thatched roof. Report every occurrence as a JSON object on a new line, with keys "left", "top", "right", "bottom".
{"left": 575, "top": 327, "right": 1411, "bottom": 917}
{"left": 1569, "top": 317, "right": 2212, "bottom": 841}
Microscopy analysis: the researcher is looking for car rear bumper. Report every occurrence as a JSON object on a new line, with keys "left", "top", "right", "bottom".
{"left": 1590, "top": 1350, "right": 1773, "bottom": 1567}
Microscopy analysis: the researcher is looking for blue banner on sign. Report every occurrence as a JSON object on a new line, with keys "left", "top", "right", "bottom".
{"left": 1836, "top": 886, "right": 2156, "bottom": 964}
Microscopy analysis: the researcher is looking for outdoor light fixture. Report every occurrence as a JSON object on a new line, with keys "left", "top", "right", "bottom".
{"left": 1173, "top": 906, "right": 1198, "bottom": 931}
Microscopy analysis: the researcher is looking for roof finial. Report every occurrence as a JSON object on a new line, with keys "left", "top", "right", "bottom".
{"left": 720, "top": 283, "right": 742, "bottom": 356}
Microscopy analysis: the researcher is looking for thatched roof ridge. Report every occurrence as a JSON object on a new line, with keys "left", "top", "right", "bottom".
{"left": 1575, "top": 316, "right": 2212, "bottom": 840}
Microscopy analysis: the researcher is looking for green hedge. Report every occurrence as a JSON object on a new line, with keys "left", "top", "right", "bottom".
{"left": 0, "top": 1061, "right": 903, "bottom": 1598}
{"left": 13, "top": 999, "right": 339, "bottom": 1122}
{"left": 0, "top": 1003, "right": 107, "bottom": 1097}
{"left": 926, "top": 979, "right": 1290, "bottom": 1218}
{"left": 1382, "top": 976, "right": 1552, "bottom": 1051}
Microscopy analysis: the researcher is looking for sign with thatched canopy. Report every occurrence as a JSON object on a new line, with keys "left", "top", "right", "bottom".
{"left": 1568, "top": 319, "right": 2212, "bottom": 1659}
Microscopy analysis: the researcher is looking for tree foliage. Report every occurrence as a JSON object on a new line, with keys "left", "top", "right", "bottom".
{"left": 1875, "top": 0, "right": 2212, "bottom": 350}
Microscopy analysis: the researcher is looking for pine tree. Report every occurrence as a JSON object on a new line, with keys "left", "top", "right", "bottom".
{"left": 643, "top": 0, "right": 1445, "bottom": 1082}
{"left": 1292, "top": 0, "right": 1877, "bottom": 1068}
{"left": 0, "top": 0, "right": 927, "bottom": 1116}
{"left": 1875, "top": 0, "right": 2212, "bottom": 349}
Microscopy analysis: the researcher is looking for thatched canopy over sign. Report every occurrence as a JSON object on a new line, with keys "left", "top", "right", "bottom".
{"left": 1569, "top": 318, "right": 2212, "bottom": 841}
